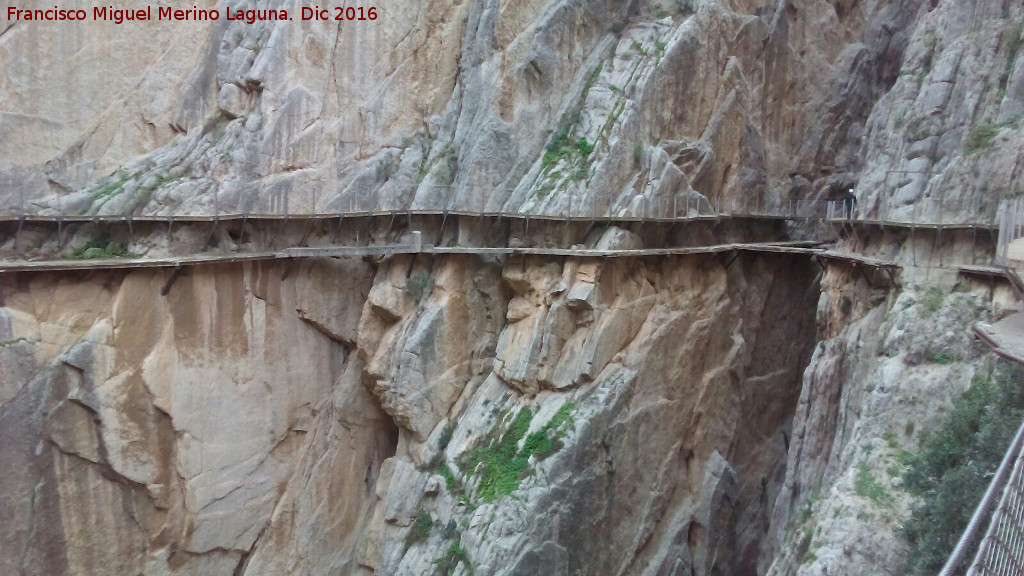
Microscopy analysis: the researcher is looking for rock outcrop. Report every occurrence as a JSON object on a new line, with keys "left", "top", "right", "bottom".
{"left": 1, "top": 243, "right": 820, "bottom": 576}
{"left": 3, "top": 0, "right": 929, "bottom": 219}
{"left": 4, "top": 0, "right": 1024, "bottom": 574}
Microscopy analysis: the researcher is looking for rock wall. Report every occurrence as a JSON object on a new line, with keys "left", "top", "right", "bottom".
{"left": 4, "top": 0, "right": 1024, "bottom": 574}
{"left": 858, "top": 0, "right": 1024, "bottom": 223}
{"left": 760, "top": 235, "right": 1008, "bottom": 576}
{"left": 4, "top": 0, "right": 932, "bottom": 217}
{"left": 0, "top": 258, "right": 397, "bottom": 576}
{"left": 0, "top": 235, "right": 821, "bottom": 575}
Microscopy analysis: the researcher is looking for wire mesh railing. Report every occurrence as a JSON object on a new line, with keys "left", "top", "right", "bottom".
{"left": 939, "top": 417, "right": 1024, "bottom": 576}
{"left": 0, "top": 185, "right": 1006, "bottom": 230}
{"left": 966, "top": 438, "right": 1024, "bottom": 576}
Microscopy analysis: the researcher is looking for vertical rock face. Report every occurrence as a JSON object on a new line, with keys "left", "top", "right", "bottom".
{"left": 0, "top": 247, "right": 819, "bottom": 575}
{"left": 5, "top": 0, "right": 932, "bottom": 217}
{"left": 4, "top": 0, "right": 1024, "bottom": 574}
{"left": 857, "top": 0, "right": 1024, "bottom": 222}
{"left": 760, "top": 253, "right": 999, "bottom": 576}
{"left": 0, "top": 260, "right": 397, "bottom": 576}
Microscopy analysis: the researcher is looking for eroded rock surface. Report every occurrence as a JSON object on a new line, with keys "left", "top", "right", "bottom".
{"left": 2, "top": 0, "right": 942, "bottom": 219}
{"left": 1, "top": 247, "right": 819, "bottom": 575}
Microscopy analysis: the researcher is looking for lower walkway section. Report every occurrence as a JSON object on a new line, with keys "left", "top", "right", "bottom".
{"left": 0, "top": 239, "right": 826, "bottom": 273}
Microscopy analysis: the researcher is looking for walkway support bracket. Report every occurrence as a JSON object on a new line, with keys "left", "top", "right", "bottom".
{"left": 160, "top": 264, "right": 183, "bottom": 296}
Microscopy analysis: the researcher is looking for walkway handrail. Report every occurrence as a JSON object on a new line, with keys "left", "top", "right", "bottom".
{"left": 965, "top": 418, "right": 1024, "bottom": 576}
{"left": 939, "top": 417, "right": 1024, "bottom": 576}
{"left": 0, "top": 197, "right": 1001, "bottom": 229}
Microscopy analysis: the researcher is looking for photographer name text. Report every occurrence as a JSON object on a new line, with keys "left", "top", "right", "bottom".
{"left": 6, "top": 5, "right": 378, "bottom": 24}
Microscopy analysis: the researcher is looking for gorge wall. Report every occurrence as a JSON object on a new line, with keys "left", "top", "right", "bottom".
{"left": 3, "top": 0, "right": 1024, "bottom": 574}
{"left": 0, "top": 0, "right": 935, "bottom": 217}
{"left": 1, "top": 240, "right": 820, "bottom": 576}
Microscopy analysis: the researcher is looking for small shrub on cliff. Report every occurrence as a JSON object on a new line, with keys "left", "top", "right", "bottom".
{"left": 459, "top": 409, "right": 533, "bottom": 503}
{"left": 853, "top": 463, "right": 892, "bottom": 507}
{"left": 964, "top": 122, "right": 999, "bottom": 155}
{"left": 406, "top": 270, "right": 431, "bottom": 300}
{"left": 919, "top": 286, "right": 946, "bottom": 316}
{"left": 521, "top": 402, "right": 576, "bottom": 460}
{"left": 405, "top": 511, "right": 434, "bottom": 549}
{"left": 575, "top": 137, "right": 595, "bottom": 157}
{"left": 432, "top": 540, "right": 471, "bottom": 576}
{"left": 901, "top": 363, "right": 1024, "bottom": 575}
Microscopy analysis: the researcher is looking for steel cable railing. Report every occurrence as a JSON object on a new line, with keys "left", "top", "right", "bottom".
{"left": 965, "top": 425, "right": 1024, "bottom": 576}
{"left": 939, "top": 419, "right": 1024, "bottom": 576}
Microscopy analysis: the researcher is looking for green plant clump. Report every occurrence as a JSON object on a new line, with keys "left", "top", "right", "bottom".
{"left": 540, "top": 125, "right": 594, "bottom": 180}
{"left": 854, "top": 462, "right": 892, "bottom": 507}
{"left": 919, "top": 286, "right": 946, "bottom": 316}
{"left": 459, "top": 409, "right": 533, "bottom": 503}
{"left": 0, "top": 336, "right": 31, "bottom": 348}
{"left": 92, "top": 172, "right": 132, "bottom": 200}
{"left": 405, "top": 511, "right": 434, "bottom": 549}
{"left": 407, "top": 270, "right": 431, "bottom": 300}
{"left": 61, "top": 234, "right": 129, "bottom": 260}
{"left": 965, "top": 122, "right": 999, "bottom": 154}
{"left": 521, "top": 402, "right": 576, "bottom": 460}
{"left": 901, "top": 363, "right": 1024, "bottom": 575}
{"left": 575, "top": 138, "right": 595, "bottom": 157}
{"left": 458, "top": 403, "right": 576, "bottom": 503}
{"left": 433, "top": 540, "right": 471, "bottom": 576}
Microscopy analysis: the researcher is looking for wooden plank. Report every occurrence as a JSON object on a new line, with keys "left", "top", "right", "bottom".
{"left": 0, "top": 241, "right": 825, "bottom": 273}
{"left": 817, "top": 250, "right": 900, "bottom": 269}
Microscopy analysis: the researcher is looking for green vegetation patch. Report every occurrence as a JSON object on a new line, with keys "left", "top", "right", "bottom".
{"left": 540, "top": 125, "right": 594, "bottom": 180}
{"left": 433, "top": 540, "right": 471, "bottom": 576}
{"left": 458, "top": 403, "right": 576, "bottom": 503}
{"left": 92, "top": 171, "right": 133, "bottom": 200}
{"left": 854, "top": 462, "right": 892, "bottom": 507}
{"left": 458, "top": 409, "right": 533, "bottom": 503}
{"left": 919, "top": 286, "right": 946, "bottom": 316}
{"left": 964, "top": 122, "right": 999, "bottom": 154}
{"left": 521, "top": 402, "right": 576, "bottom": 461}
{"left": 901, "top": 364, "right": 1024, "bottom": 575}
{"left": 404, "top": 511, "right": 434, "bottom": 550}
{"left": 407, "top": 270, "right": 431, "bottom": 300}
{"left": 61, "top": 234, "right": 129, "bottom": 260}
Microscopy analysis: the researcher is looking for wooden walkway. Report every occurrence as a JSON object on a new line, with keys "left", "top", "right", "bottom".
{"left": 960, "top": 265, "right": 1024, "bottom": 299}
{"left": 0, "top": 240, "right": 833, "bottom": 274}
{"left": 0, "top": 207, "right": 999, "bottom": 229}
{"left": 974, "top": 317, "right": 1024, "bottom": 365}
{"left": 2, "top": 205, "right": 975, "bottom": 276}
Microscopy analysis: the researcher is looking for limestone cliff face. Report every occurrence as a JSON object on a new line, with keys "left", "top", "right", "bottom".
{"left": 858, "top": 0, "right": 1024, "bottom": 223}
{"left": 5, "top": 0, "right": 1024, "bottom": 574}
{"left": 0, "top": 260, "right": 397, "bottom": 576}
{"left": 6, "top": 0, "right": 927, "bottom": 217}
{"left": 0, "top": 239, "right": 820, "bottom": 575}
